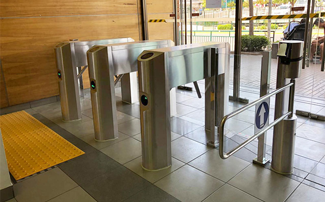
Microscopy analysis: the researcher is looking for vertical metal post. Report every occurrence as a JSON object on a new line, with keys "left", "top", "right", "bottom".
{"left": 140, "top": 0, "right": 149, "bottom": 40}
{"left": 87, "top": 46, "right": 118, "bottom": 141}
{"left": 184, "top": 0, "right": 187, "bottom": 44}
{"left": 121, "top": 72, "right": 139, "bottom": 104}
{"left": 55, "top": 43, "right": 82, "bottom": 122}
{"left": 320, "top": 51, "right": 325, "bottom": 72}
{"left": 302, "top": 0, "right": 311, "bottom": 69}
{"left": 205, "top": 48, "right": 217, "bottom": 147}
{"left": 173, "top": 0, "right": 179, "bottom": 45}
{"left": 249, "top": 0, "right": 253, "bottom": 35}
{"left": 254, "top": 51, "right": 271, "bottom": 165}
{"left": 180, "top": 0, "right": 183, "bottom": 45}
{"left": 306, "top": 0, "right": 315, "bottom": 67}
{"left": 267, "top": 0, "right": 272, "bottom": 40}
{"left": 77, "top": 66, "right": 84, "bottom": 98}
{"left": 288, "top": 79, "right": 296, "bottom": 119}
{"left": 190, "top": 0, "right": 193, "bottom": 44}
{"left": 272, "top": 41, "right": 303, "bottom": 174}
{"left": 138, "top": 52, "right": 172, "bottom": 171}
{"left": 233, "top": 0, "right": 242, "bottom": 100}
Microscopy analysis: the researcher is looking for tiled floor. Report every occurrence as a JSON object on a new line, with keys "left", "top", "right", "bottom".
{"left": 2, "top": 58, "right": 325, "bottom": 202}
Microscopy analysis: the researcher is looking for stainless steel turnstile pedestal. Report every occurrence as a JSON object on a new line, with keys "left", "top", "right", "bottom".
{"left": 138, "top": 42, "right": 230, "bottom": 171}
{"left": 87, "top": 40, "right": 175, "bottom": 141}
{"left": 55, "top": 38, "right": 134, "bottom": 122}
{"left": 272, "top": 41, "right": 303, "bottom": 174}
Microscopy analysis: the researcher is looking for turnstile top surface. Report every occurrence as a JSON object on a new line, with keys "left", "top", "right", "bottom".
{"left": 141, "top": 42, "right": 227, "bottom": 56}
{"left": 88, "top": 40, "right": 174, "bottom": 75}
{"left": 137, "top": 42, "right": 230, "bottom": 89}
{"left": 95, "top": 40, "right": 173, "bottom": 50}
{"left": 72, "top": 38, "right": 134, "bottom": 47}
{"left": 55, "top": 38, "right": 135, "bottom": 68}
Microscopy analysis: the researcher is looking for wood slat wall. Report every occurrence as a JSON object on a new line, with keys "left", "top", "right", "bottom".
{"left": 0, "top": 63, "right": 9, "bottom": 108}
{"left": 0, "top": 0, "right": 173, "bottom": 108}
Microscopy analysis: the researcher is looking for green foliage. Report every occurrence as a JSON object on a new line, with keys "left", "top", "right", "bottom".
{"left": 256, "top": 0, "right": 267, "bottom": 5}
{"left": 196, "top": 21, "right": 218, "bottom": 26}
{"left": 202, "top": 0, "right": 206, "bottom": 8}
{"left": 242, "top": 26, "right": 246, "bottom": 30}
{"left": 217, "top": 24, "right": 234, "bottom": 30}
{"left": 227, "top": 2, "right": 236, "bottom": 8}
{"left": 241, "top": 35, "right": 270, "bottom": 51}
{"left": 271, "top": 24, "right": 279, "bottom": 29}
{"left": 243, "top": 0, "right": 249, "bottom": 7}
{"left": 257, "top": 25, "right": 267, "bottom": 30}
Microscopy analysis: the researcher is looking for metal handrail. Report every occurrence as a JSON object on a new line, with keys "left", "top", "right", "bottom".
{"left": 218, "top": 82, "right": 294, "bottom": 159}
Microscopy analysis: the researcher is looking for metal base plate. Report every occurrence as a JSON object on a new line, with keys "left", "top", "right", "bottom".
{"left": 177, "top": 86, "right": 193, "bottom": 91}
{"left": 229, "top": 96, "right": 249, "bottom": 104}
{"left": 207, "top": 141, "right": 219, "bottom": 148}
{"left": 296, "top": 110, "right": 325, "bottom": 121}
{"left": 253, "top": 158, "right": 270, "bottom": 166}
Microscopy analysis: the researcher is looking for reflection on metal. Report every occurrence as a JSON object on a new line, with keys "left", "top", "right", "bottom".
{"left": 87, "top": 40, "right": 175, "bottom": 141}
{"left": 55, "top": 38, "right": 134, "bottom": 122}
{"left": 138, "top": 42, "right": 230, "bottom": 171}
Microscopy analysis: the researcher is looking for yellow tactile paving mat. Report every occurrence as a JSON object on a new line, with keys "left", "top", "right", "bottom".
{"left": 0, "top": 111, "right": 84, "bottom": 180}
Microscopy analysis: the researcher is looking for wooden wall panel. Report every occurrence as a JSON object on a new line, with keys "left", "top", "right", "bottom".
{"left": 146, "top": 0, "right": 174, "bottom": 41}
{"left": 0, "top": 0, "right": 176, "bottom": 108}
{"left": 0, "top": 0, "right": 138, "bottom": 17}
{"left": 82, "top": 68, "right": 90, "bottom": 89}
{"left": 148, "top": 14, "right": 174, "bottom": 41}
{"left": 146, "top": 0, "right": 173, "bottom": 14}
{"left": 0, "top": 67, "right": 9, "bottom": 108}
{"left": 0, "top": 15, "right": 139, "bottom": 106}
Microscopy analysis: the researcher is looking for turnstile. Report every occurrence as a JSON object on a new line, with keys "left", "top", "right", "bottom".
{"left": 137, "top": 42, "right": 230, "bottom": 171}
{"left": 87, "top": 40, "right": 176, "bottom": 142}
{"left": 55, "top": 38, "right": 134, "bottom": 122}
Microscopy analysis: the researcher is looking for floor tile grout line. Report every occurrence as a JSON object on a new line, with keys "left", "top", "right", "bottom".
{"left": 226, "top": 183, "right": 266, "bottom": 202}
{"left": 57, "top": 166, "right": 102, "bottom": 202}
{"left": 30, "top": 99, "right": 325, "bottom": 200}
{"left": 34, "top": 110, "right": 323, "bottom": 187}
{"left": 199, "top": 181, "right": 227, "bottom": 202}
{"left": 34, "top": 113, "right": 181, "bottom": 202}
{"left": 227, "top": 163, "right": 297, "bottom": 202}
{"left": 283, "top": 181, "right": 304, "bottom": 202}
{"left": 43, "top": 185, "right": 90, "bottom": 202}
{"left": 151, "top": 164, "right": 186, "bottom": 184}
{"left": 303, "top": 177, "right": 325, "bottom": 192}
